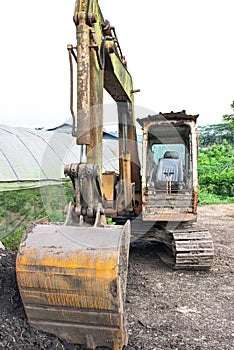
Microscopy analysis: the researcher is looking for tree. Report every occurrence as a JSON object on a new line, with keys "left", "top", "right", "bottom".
{"left": 223, "top": 100, "right": 234, "bottom": 126}
{"left": 198, "top": 140, "right": 234, "bottom": 199}
{"left": 198, "top": 123, "right": 234, "bottom": 147}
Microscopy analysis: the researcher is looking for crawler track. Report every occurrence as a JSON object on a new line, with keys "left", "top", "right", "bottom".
{"left": 170, "top": 223, "right": 214, "bottom": 269}
{"left": 132, "top": 221, "right": 214, "bottom": 270}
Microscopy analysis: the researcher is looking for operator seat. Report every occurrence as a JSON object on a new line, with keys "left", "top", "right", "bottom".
{"left": 155, "top": 151, "right": 183, "bottom": 190}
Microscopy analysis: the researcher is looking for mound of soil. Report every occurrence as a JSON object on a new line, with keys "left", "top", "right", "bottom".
{"left": 0, "top": 204, "right": 233, "bottom": 349}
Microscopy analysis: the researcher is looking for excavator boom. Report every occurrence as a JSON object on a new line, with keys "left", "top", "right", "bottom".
{"left": 17, "top": 1, "right": 136, "bottom": 349}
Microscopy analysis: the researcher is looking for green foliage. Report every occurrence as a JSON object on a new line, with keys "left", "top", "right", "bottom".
{"left": 3, "top": 226, "right": 27, "bottom": 251}
{"left": 106, "top": 218, "right": 116, "bottom": 225}
{"left": 198, "top": 123, "right": 234, "bottom": 147}
{"left": 0, "top": 183, "right": 72, "bottom": 247}
{"left": 223, "top": 100, "right": 234, "bottom": 126}
{"left": 0, "top": 207, "right": 4, "bottom": 221}
{"left": 198, "top": 191, "right": 234, "bottom": 205}
{"left": 19, "top": 208, "right": 30, "bottom": 216}
{"left": 198, "top": 140, "right": 234, "bottom": 204}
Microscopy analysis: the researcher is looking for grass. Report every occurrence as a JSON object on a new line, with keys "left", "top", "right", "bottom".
{"left": 198, "top": 190, "right": 234, "bottom": 205}
{"left": 3, "top": 226, "right": 27, "bottom": 251}
{"left": 0, "top": 184, "right": 73, "bottom": 250}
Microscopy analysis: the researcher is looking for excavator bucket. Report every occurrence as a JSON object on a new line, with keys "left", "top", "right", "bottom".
{"left": 16, "top": 221, "right": 130, "bottom": 350}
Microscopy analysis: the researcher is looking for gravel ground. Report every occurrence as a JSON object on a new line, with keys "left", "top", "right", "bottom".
{"left": 0, "top": 204, "right": 233, "bottom": 350}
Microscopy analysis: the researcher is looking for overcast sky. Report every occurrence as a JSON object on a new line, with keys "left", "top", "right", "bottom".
{"left": 0, "top": 0, "right": 233, "bottom": 128}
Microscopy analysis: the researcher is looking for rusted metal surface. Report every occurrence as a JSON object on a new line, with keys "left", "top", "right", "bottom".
{"left": 87, "top": 17, "right": 103, "bottom": 167}
{"left": 73, "top": 0, "right": 104, "bottom": 167}
{"left": 102, "top": 172, "right": 117, "bottom": 201}
{"left": 142, "top": 208, "right": 197, "bottom": 222}
{"left": 67, "top": 45, "right": 77, "bottom": 137}
{"left": 16, "top": 221, "right": 130, "bottom": 350}
{"left": 117, "top": 152, "right": 133, "bottom": 214}
{"left": 144, "top": 223, "right": 214, "bottom": 269}
{"left": 137, "top": 110, "right": 199, "bottom": 127}
{"left": 136, "top": 111, "right": 214, "bottom": 269}
{"left": 102, "top": 172, "right": 119, "bottom": 215}
{"left": 73, "top": 0, "right": 141, "bottom": 184}
{"left": 126, "top": 128, "right": 142, "bottom": 195}
{"left": 104, "top": 56, "right": 133, "bottom": 102}
{"left": 64, "top": 163, "right": 102, "bottom": 220}
{"left": 140, "top": 111, "right": 199, "bottom": 223}
{"left": 117, "top": 102, "right": 141, "bottom": 198}
{"left": 191, "top": 124, "right": 199, "bottom": 214}
{"left": 131, "top": 220, "right": 214, "bottom": 269}
{"left": 76, "top": 11, "right": 91, "bottom": 145}
{"left": 193, "top": 189, "right": 198, "bottom": 214}
{"left": 173, "top": 230, "right": 214, "bottom": 269}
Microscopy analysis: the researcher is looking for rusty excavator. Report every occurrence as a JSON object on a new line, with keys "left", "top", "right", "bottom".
{"left": 16, "top": 1, "right": 214, "bottom": 349}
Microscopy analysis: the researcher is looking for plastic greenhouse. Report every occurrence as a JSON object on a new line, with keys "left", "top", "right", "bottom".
{"left": 0, "top": 125, "right": 119, "bottom": 241}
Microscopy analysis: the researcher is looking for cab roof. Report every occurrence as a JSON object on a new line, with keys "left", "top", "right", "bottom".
{"left": 137, "top": 110, "right": 199, "bottom": 128}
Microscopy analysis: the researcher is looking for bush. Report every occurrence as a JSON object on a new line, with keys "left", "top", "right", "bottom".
{"left": 0, "top": 184, "right": 71, "bottom": 245}
{"left": 3, "top": 226, "right": 27, "bottom": 251}
{"left": 198, "top": 140, "right": 234, "bottom": 203}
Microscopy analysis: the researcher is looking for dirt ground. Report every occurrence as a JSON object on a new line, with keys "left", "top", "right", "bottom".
{"left": 0, "top": 204, "right": 233, "bottom": 350}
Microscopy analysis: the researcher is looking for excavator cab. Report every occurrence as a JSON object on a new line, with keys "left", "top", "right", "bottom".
{"left": 135, "top": 112, "right": 214, "bottom": 270}
{"left": 138, "top": 111, "right": 198, "bottom": 222}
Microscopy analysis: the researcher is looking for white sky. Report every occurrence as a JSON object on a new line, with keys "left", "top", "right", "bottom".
{"left": 0, "top": 0, "right": 233, "bottom": 128}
